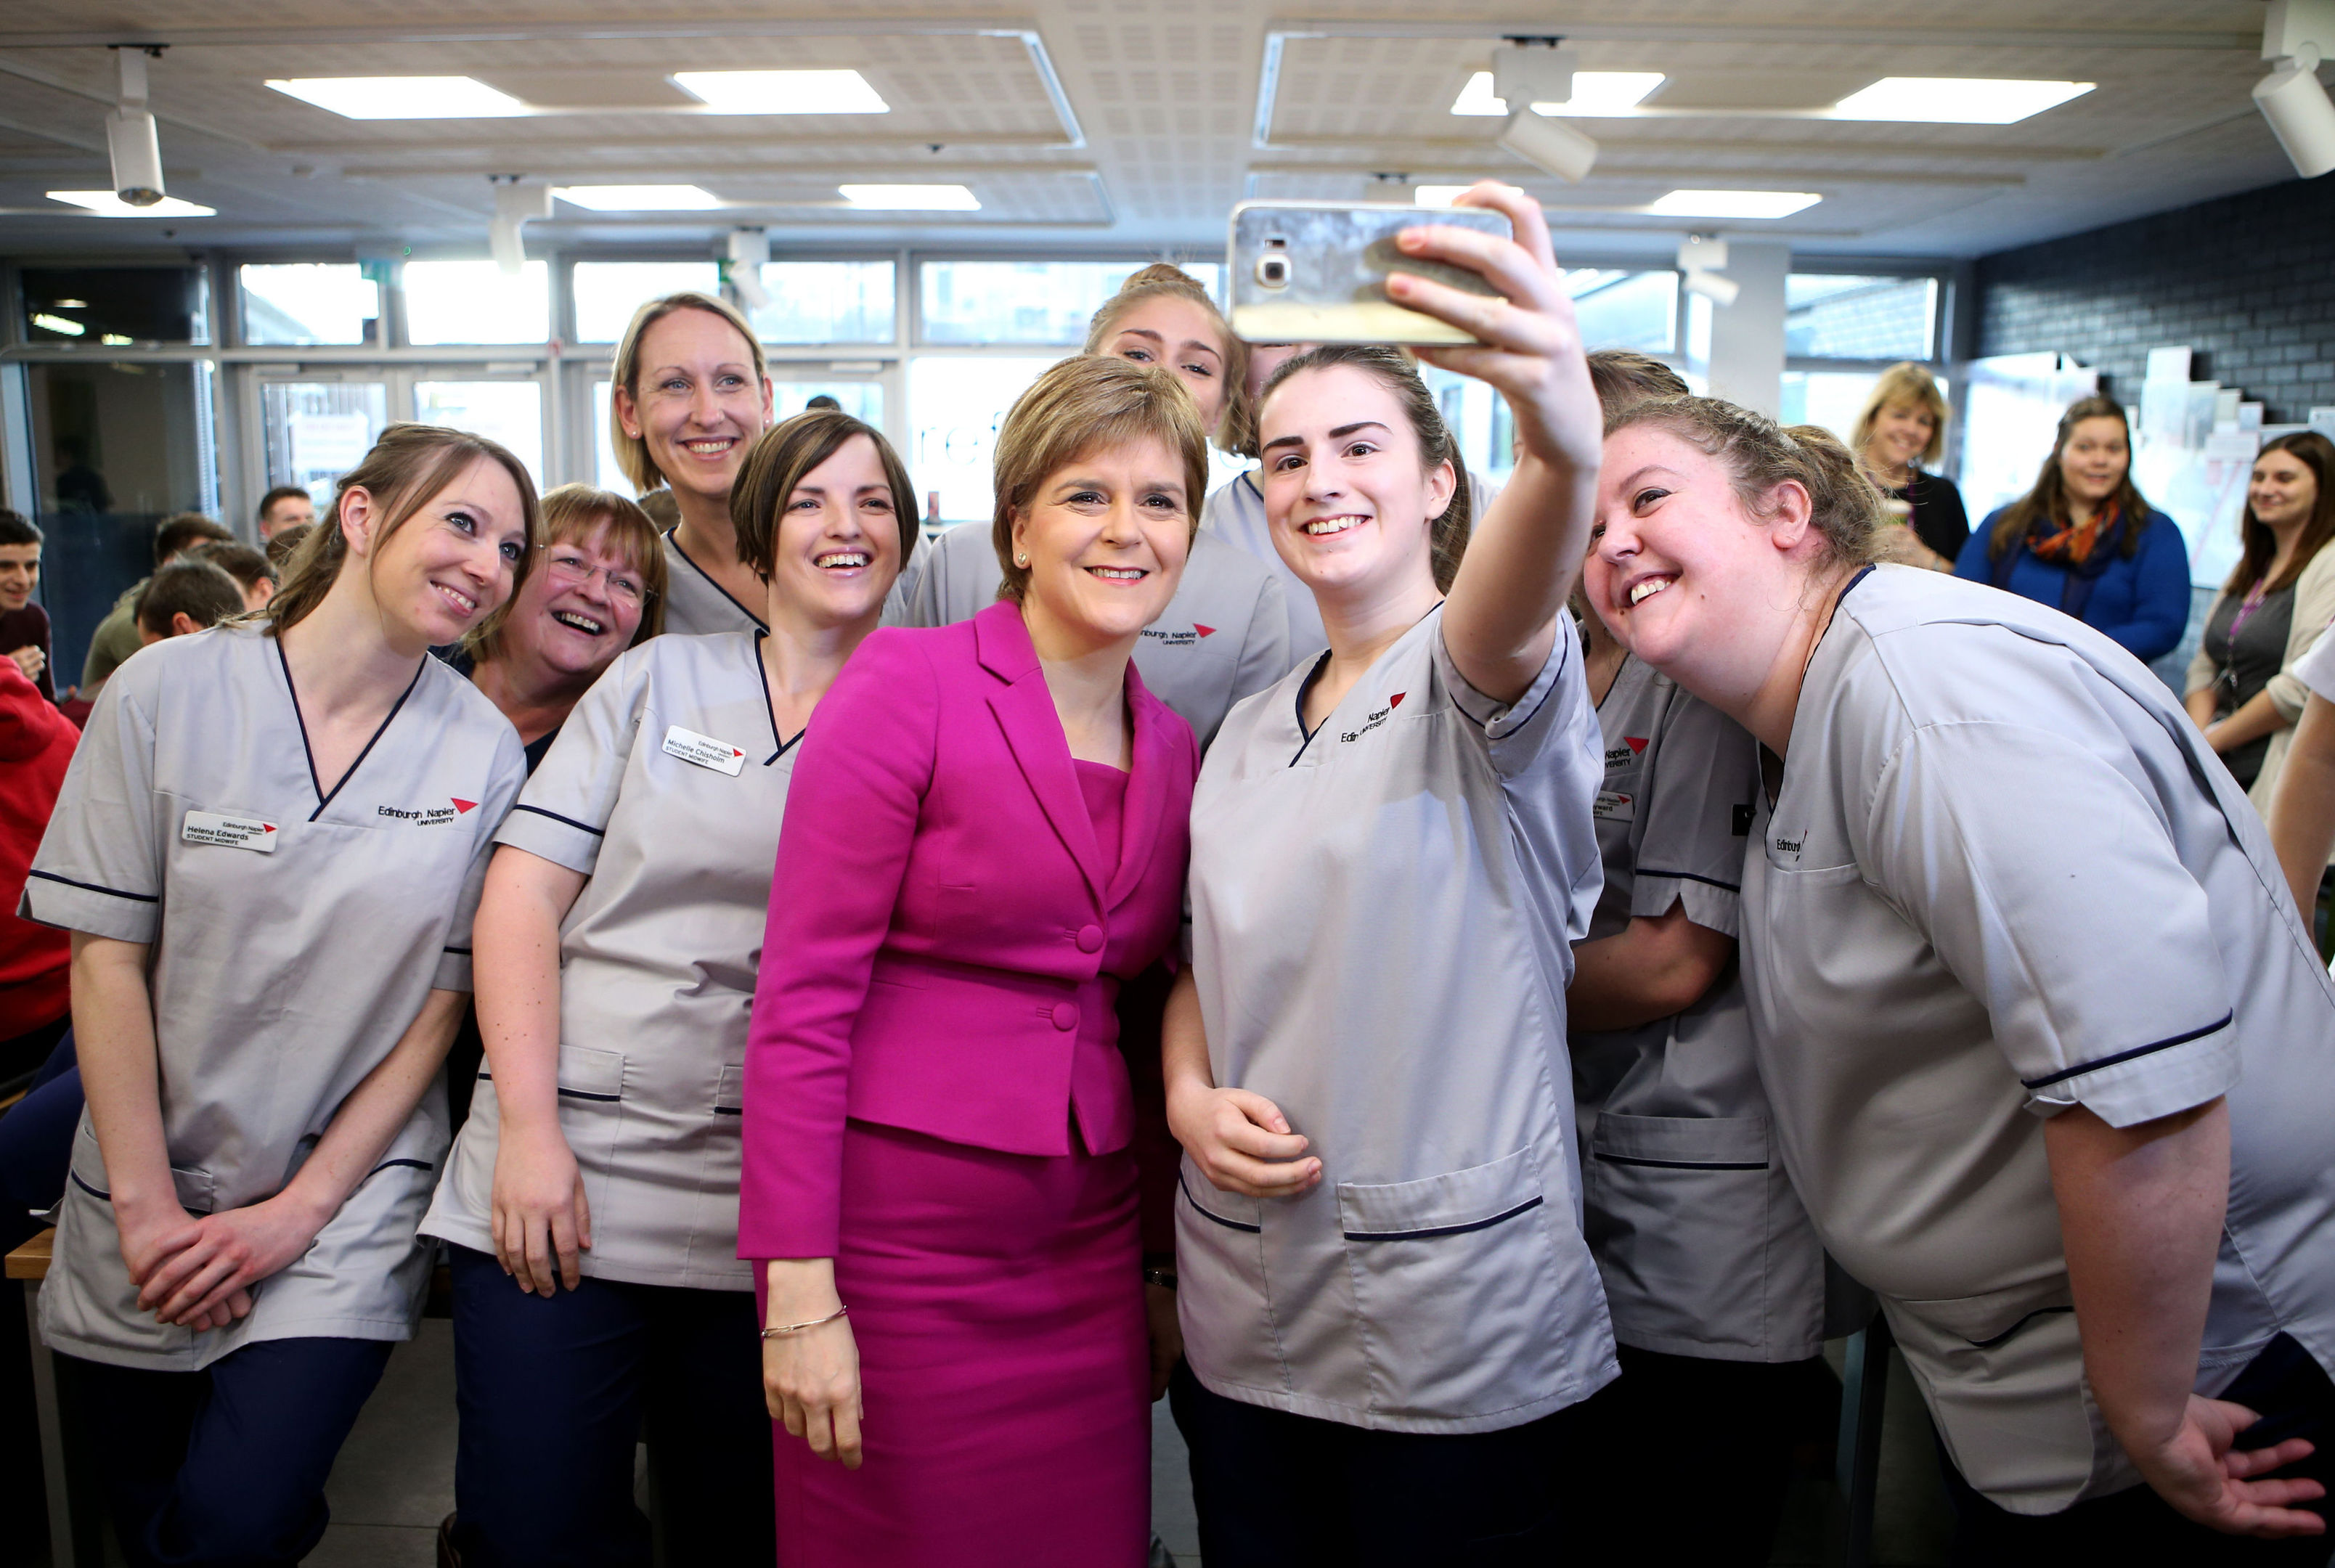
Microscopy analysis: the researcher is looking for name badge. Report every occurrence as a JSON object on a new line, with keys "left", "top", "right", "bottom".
{"left": 661, "top": 724, "right": 746, "bottom": 777}
{"left": 1593, "top": 791, "right": 1635, "bottom": 822}
{"left": 182, "top": 810, "right": 280, "bottom": 852}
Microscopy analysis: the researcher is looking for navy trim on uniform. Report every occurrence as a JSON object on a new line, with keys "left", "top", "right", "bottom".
{"left": 279, "top": 640, "right": 428, "bottom": 820}
{"left": 1178, "top": 1175, "right": 1261, "bottom": 1233}
{"left": 1344, "top": 1196, "right": 1542, "bottom": 1243}
{"left": 1594, "top": 1153, "right": 1766, "bottom": 1172}
{"left": 1634, "top": 867, "right": 1741, "bottom": 894}
{"left": 27, "top": 868, "right": 160, "bottom": 904}
{"left": 70, "top": 1170, "right": 110, "bottom": 1201}
{"left": 366, "top": 1157, "right": 436, "bottom": 1178}
{"left": 443, "top": 944, "right": 472, "bottom": 956}
{"left": 2020, "top": 1011, "right": 2234, "bottom": 1090}
{"left": 749, "top": 628, "right": 805, "bottom": 765}
{"left": 1966, "top": 1304, "right": 2073, "bottom": 1351}
{"left": 666, "top": 528, "right": 768, "bottom": 632}
{"left": 1287, "top": 649, "right": 1333, "bottom": 765}
{"left": 712, "top": 1106, "right": 744, "bottom": 1116}
{"left": 557, "top": 1087, "right": 622, "bottom": 1103}
{"left": 510, "top": 802, "right": 608, "bottom": 838}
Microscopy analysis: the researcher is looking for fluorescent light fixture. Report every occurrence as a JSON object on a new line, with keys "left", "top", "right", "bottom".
{"left": 838, "top": 184, "right": 979, "bottom": 210}
{"left": 553, "top": 184, "right": 725, "bottom": 211}
{"left": 1831, "top": 77, "right": 2093, "bottom": 124}
{"left": 99, "top": 333, "right": 134, "bottom": 346}
{"left": 29, "top": 313, "right": 84, "bottom": 336}
{"left": 46, "top": 189, "right": 216, "bottom": 217}
{"left": 1649, "top": 189, "right": 1821, "bottom": 219}
{"left": 265, "top": 76, "right": 531, "bottom": 120}
{"left": 1452, "top": 70, "right": 1664, "bottom": 117}
{"left": 673, "top": 70, "right": 888, "bottom": 114}
{"left": 1414, "top": 185, "right": 1475, "bottom": 205}
{"left": 52, "top": 299, "right": 86, "bottom": 309}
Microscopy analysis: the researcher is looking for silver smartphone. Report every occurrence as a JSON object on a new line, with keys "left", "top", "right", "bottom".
{"left": 1226, "top": 200, "right": 1512, "bottom": 346}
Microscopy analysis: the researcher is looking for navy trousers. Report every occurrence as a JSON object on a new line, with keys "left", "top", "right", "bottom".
{"left": 446, "top": 1244, "right": 775, "bottom": 1568}
{"left": 0, "top": 1026, "right": 81, "bottom": 1254}
{"left": 68, "top": 1334, "right": 394, "bottom": 1568}
{"left": 1168, "top": 1358, "right": 1594, "bottom": 1567}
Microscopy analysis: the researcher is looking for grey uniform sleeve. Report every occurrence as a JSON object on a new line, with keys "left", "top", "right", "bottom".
{"left": 1433, "top": 612, "right": 1586, "bottom": 778}
{"left": 1631, "top": 693, "right": 1758, "bottom": 938}
{"left": 1859, "top": 719, "right": 2241, "bottom": 1127}
{"left": 20, "top": 661, "right": 163, "bottom": 943}
{"left": 881, "top": 530, "right": 933, "bottom": 629}
{"left": 493, "top": 649, "right": 651, "bottom": 877}
{"left": 437, "top": 725, "right": 530, "bottom": 993}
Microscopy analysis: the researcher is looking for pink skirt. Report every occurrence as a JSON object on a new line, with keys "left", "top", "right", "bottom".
{"left": 773, "top": 1120, "right": 1148, "bottom": 1568}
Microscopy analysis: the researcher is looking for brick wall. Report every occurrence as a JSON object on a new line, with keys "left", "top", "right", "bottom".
{"left": 1975, "top": 176, "right": 2335, "bottom": 422}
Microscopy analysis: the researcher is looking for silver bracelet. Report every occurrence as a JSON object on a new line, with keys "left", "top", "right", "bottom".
{"left": 760, "top": 1304, "right": 849, "bottom": 1339}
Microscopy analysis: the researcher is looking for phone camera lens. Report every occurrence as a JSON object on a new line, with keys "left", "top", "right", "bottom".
{"left": 1256, "top": 256, "right": 1290, "bottom": 288}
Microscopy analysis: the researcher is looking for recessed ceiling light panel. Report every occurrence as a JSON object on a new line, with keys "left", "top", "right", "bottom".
{"left": 553, "top": 185, "right": 725, "bottom": 211}
{"left": 1830, "top": 77, "right": 2093, "bottom": 124}
{"left": 674, "top": 70, "right": 889, "bottom": 114}
{"left": 265, "top": 76, "right": 531, "bottom": 120}
{"left": 838, "top": 184, "right": 979, "bottom": 210}
{"left": 1647, "top": 189, "right": 1822, "bottom": 219}
{"left": 1451, "top": 70, "right": 1665, "bottom": 118}
{"left": 46, "top": 189, "right": 217, "bottom": 217}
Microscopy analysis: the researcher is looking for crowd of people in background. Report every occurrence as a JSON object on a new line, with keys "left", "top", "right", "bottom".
{"left": 4, "top": 180, "right": 2335, "bottom": 1568}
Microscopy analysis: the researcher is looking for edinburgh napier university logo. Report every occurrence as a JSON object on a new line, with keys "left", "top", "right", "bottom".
{"left": 1340, "top": 691, "right": 1404, "bottom": 743}
{"left": 1603, "top": 735, "right": 1649, "bottom": 770}
{"left": 378, "top": 799, "right": 480, "bottom": 825}
{"left": 1140, "top": 623, "right": 1218, "bottom": 646}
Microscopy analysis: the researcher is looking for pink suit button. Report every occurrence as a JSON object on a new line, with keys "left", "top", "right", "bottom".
{"left": 1076, "top": 924, "right": 1105, "bottom": 952}
{"left": 1051, "top": 1003, "right": 1079, "bottom": 1031}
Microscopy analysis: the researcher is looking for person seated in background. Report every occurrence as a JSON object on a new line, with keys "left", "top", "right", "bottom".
{"left": 1955, "top": 396, "right": 2191, "bottom": 665}
{"left": 81, "top": 510, "right": 235, "bottom": 698}
{"left": 266, "top": 521, "right": 314, "bottom": 573}
{"left": 256, "top": 484, "right": 315, "bottom": 542}
{"left": 0, "top": 509, "right": 54, "bottom": 702}
{"left": 134, "top": 558, "right": 245, "bottom": 647}
{"left": 1853, "top": 362, "right": 1969, "bottom": 571}
{"left": 192, "top": 539, "right": 280, "bottom": 614}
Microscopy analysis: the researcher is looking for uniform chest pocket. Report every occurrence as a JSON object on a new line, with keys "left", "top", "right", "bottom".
{"left": 1334, "top": 1147, "right": 1571, "bottom": 1421}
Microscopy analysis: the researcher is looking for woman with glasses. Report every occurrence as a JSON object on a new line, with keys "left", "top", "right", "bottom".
{"left": 421, "top": 410, "right": 918, "bottom": 1567}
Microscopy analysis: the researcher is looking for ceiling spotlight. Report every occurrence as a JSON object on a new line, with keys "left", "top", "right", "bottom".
{"left": 489, "top": 179, "right": 551, "bottom": 276}
{"left": 1491, "top": 41, "right": 1578, "bottom": 114}
{"left": 725, "top": 229, "right": 771, "bottom": 311}
{"left": 1682, "top": 270, "right": 1740, "bottom": 307}
{"left": 1676, "top": 235, "right": 1737, "bottom": 308}
{"left": 107, "top": 46, "right": 166, "bottom": 207}
{"left": 1498, "top": 107, "right": 1598, "bottom": 183}
{"left": 2257, "top": 1, "right": 2335, "bottom": 179}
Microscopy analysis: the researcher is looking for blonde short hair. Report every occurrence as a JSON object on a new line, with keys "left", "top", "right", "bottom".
{"left": 1849, "top": 362, "right": 1949, "bottom": 468}
{"left": 990, "top": 356, "right": 1209, "bottom": 605}
{"left": 608, "top": 291, "right": 767, "bottom": 494}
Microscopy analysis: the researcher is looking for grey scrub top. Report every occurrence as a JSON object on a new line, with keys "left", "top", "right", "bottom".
{"left": 887, "top": 520, "right": 1297, "bottom": 750}
{"left": 21, "top": 624, "right": 525, "bottom": 1371}
{"left": 1181, "top": 603, "right": 1615, "bottom": 1434}
{"left": 1746, "top": 564, "right": 2335, "bottom": 1514}
{"left": 423, "top": 632, "right": 796, "bottom": 1291}
{"left": 659, "top": 528, "right": 764, "bottom": 637}
{"left": 1570, "top": 653, "right": 1824, "bottom": 1363}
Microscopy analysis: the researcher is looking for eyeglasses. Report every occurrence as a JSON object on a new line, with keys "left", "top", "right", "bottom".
{"left": 544, "top": 551, "right": 651, "bottom": 607}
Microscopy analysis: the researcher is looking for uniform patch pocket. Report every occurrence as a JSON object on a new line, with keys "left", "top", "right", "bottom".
{"left": 1335, "top": 1148, "right": 1570, "bottom": 1421}
{"left": 1586, "top": 1114, "right": 1778, "bottom": 1355}
{"left": 1173, "top": 1157, "right": 1280, "bottom": 1395}
{"left": 714, "top": 1063, "right": 744, "bottom": 1117}
{"left": 554, "top": 1045, "right": 627, "bottom": 1167}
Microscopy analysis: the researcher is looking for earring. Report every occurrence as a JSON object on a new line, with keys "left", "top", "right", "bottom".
{"left": 1016, "top": 554, "right": 1028, "bottom": 567}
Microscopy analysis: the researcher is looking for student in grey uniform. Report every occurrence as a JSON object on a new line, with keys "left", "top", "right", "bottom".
{"left": 606, "top": 290, "right": 776, "bottom": 637}
{"left": 1592, "top": 394, "right": 2335, "bottom": 1561}
{"left": 1165, "top": 184, "right": 1614, "bottom": 1564}
{"left": 420, "top": 409, "right": 916, "bottom": 1568}
{"left": 20, "top": 423, "right": 535, "bottom": 1567}
{"left": 890, "top": 263, "right": 1294, "bottom": 748}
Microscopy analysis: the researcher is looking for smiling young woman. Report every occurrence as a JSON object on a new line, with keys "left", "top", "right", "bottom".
{"left": 740, "top": 356, "right": 1203, "bottom": 1567}
{"left": 20, "top": 423, "right": 537, "bottom": 1564}
{"left": 418, "top": 409, "right": 915, "bottom": 1567}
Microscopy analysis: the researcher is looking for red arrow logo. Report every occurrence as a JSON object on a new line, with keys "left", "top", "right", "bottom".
{"left": 1625, "top": 736, "right": 1648, "bottom": 754}
{"left": 452, "top": 798, "right": 478, "bottom": 814}
{"left": 262, "top": 823, "right": 277, "bottom": 833}
{"left": 732, "top": 748, "right": 743, "bottom": 758}
{"left": 1389, "top": 692, "right": 1406, "bottom": 708}
{"left": 1193, "top": 624, "right": 1216, "bottom": 637}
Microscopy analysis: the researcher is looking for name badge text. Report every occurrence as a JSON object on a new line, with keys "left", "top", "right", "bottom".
{"left": 662, "top": 725, "right": 746, "bottom": 777}
{"left": 182, "top": 811, "right": 280, "bottom": 853}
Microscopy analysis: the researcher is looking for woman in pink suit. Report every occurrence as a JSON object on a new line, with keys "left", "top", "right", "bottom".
{"left": 740, "top": 353, "right": 1205, "bottom": 1567}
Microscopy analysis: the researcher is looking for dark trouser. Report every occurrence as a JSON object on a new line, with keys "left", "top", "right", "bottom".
{"left": 0, "top": 1026, "right": 81, "bottom": 1254}
{"left": 446, "top": 1244, "right": 775, "bottom": 1568}
{"left": 68, "top": 1334, "right": 394, "bottom": 1568}
{"left": 1168, "top": 1358, "right": 1592, "bottom": 1567}
{"left": 1574, "top": 1345, "right": 1827, "bottom": 1566}
{"left": 1940, "top": 1333, "right": 2335, "bottom": 1567}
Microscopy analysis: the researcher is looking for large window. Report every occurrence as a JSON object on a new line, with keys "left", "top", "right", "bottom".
{"left": 1785, "top": 274, "right": 1937, "bottom": 362}
{"left": 22, "top": 266, "right": 209, "bottom": 346}
{"left": 1568, "top": 269, "right": 1677, "bottom": 356}
{"left": 919, "top": 261, "right": 1216, "bottom": 346}
{"left": 414, "top": 380, "right": 545, "bottom": 487}
{"left": 750, "top": 261, "right": 897, "bottom": 344}
{"left": 573, "top": 261, "right": 721, "bottom": 343}
{"left": 241, "top": 264, "right": 380, "bottom": 347}
{"left": 908, "top": 355, "right": 1064, "bottom": 520}
{"left": 405, "top": 260, "right": 551, "bottom": 346}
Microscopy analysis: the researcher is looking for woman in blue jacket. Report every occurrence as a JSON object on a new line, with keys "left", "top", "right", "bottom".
{"left": 1957, "top": 396, "right": 2192, "bottom": 662}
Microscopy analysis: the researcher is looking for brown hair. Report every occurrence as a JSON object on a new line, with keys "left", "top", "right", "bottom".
{"left": 2228, "top": 430, "right": 2335, "bottom": 597}
{"left": 1260, "top": 344, "right": 1474, "bottom": 592}
{"left": 1587, "top": 349, "right": 1689, "bottom": 416}
{"left": 730, "top": 410, "right": 918, "bottom": 584}
{"left": 1605, "top": 396, "right": 1884, "bottom": 571}
{"left": 153, "top": 511, "right": 232, "bottom": 566}
{"left": 256, "top": 484, "right": 310, "bottom": 526}
{"left": 264, "top": 523, "right": 312, "bottom": 571}
{"left": 1085, "top": 263, "right": 1249, "bottom": 457}
{"left": 191, "top": 538, "right": 275, "bottom": 591}
{"left": 1849, "top": 362, "right": 1949, "bottom": 469}
{"left": 270, "top": 422, "right": 540, "bottom": 637}
{"left": 608, "top": 290, "right": 769, "bottom": 494}
{"left": 990, "top": 356, "right": 1210, "bottom": 605}
{"left": 1988, "top": 395, "right": 2153, "bottom": 562}
{"left": 465, "top": 483, "right": 667, "bottom": 663}
{"left": 136, "top": 558, "right": 244, "bottom": 637}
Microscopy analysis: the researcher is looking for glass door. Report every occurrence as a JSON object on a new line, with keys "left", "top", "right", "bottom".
{"left": 256, "top": 377, "right": 390, "bottom": 501}
{"left": 411, "top": 375, "right": 547, "bottom": 491}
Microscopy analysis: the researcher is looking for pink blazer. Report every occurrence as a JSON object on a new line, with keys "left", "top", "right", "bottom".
{"left": 738, "top": 601, "right": 1198, "bottom": 1260}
